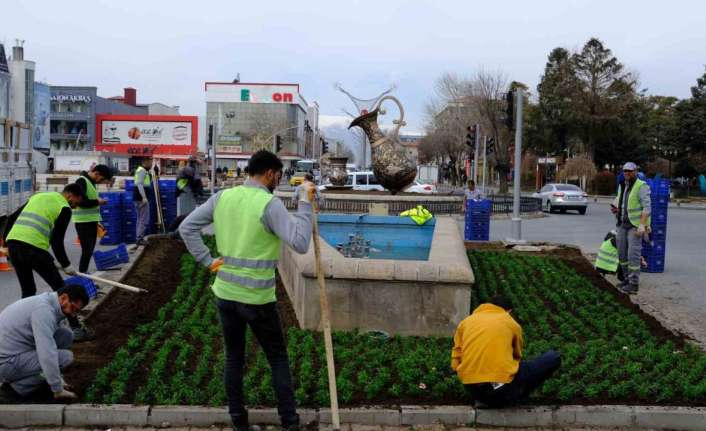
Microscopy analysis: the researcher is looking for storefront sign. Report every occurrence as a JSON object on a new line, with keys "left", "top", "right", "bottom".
{"left": 51, "top": 94, "right": 92, "bottom": 104}
{"left": 218, "top": 145, "right": 243, "bottom": 153}
{"left": 95, "top": 115, "right": 198, "bottom": 156}
{"left": 205, "top": 83, "right": 307, "bottom": 111}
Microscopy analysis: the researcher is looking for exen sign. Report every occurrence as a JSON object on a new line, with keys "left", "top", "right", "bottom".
{"left": 205, "top": 83, "right": 306, "bottom": 110}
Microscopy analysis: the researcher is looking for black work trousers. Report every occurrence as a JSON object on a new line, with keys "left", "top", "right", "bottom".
{"left": 466, "top": 350, "right": 562, "bottom": 408}
{"left": 7, "top": 240, "right": 65, "bottom": 298}
{"left": 74, "top": 221, "right": 98, "bottom": 273}
{"left": 216, "top": 298, "right": 299, "bottom": 428}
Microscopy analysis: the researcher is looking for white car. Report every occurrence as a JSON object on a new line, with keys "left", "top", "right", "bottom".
{"left": 532, "top": 183, "right": 588, "bottom": 214}
{"left": 405, "top": 181, "right": 436, "bottom": 194}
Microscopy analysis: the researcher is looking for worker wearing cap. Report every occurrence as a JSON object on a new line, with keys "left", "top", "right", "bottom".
{"left": 73, "top": 164, "right": 113, "bottom": 273}
{"left": 179, "top": 150, "right": 315, "bottom": 431}
{"left": 133, "top": 157, "right": 153, "bottom": 247}
{"left": 611, "top": 162, "right": 651, "bottom": 295}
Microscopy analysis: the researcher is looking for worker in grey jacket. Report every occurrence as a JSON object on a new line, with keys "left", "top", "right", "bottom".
{"left": 611, "top": 162, "right": 651, "bottom": 295}
{"left": 0, "top": 285, "right": 89, "bottom": 400}
{"left": 179, "top": 150, "right": 314, "bottom": 431}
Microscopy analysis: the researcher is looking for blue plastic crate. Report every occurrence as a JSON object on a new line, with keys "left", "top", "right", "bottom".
{"left": 64, "top": 276, "right": 98, "bottom": 299}
{"left": 93, "top": 244, "right": 129, "bottom": 270}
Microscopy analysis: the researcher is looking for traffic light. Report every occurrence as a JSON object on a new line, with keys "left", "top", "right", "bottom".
{"left": 486, "top": 137, "right": 495, "bottom": 155}
{"left": 322, "top": 141, "right": 329, "bottom": 154}
{"left": 505, "top": 91, "right": 515, "bottom": 129}
{"left": 275, "top": 135, "right": 283, "bottom": 153}
{"left": 207, "top": 125, "right": 214, "bottom": 149}
{"left": 466, "top": 125, "right": 476, "bottom": 147}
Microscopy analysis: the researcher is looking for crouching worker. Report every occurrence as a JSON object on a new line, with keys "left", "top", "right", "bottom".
{"left": 451, "top": 295, "right": 561, "bottom": 408}
{"left": 0, "top": 284, "right": 89, "bottom": 401}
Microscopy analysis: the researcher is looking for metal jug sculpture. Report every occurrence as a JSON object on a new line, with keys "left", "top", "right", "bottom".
{"left": 349, "top": 96, "right": 417, "bottom": 194}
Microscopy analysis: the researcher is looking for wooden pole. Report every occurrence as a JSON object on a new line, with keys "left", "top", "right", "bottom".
{"left": 77, "top": 272, "right": 148, "bottom": 294}
{"left": 311, "top": 197, "right": 341, "bottom": 431}
{"left": 152, "top": 166, "right": 165, "bottom": 234}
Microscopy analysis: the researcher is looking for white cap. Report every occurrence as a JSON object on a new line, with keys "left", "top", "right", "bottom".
{"left": 622, "top": 162, "right": 637, "bottom": 171}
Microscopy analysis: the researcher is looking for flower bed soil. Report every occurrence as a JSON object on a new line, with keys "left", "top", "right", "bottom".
{"left": 64, "top": 238, "right": 186, "bottom": 397}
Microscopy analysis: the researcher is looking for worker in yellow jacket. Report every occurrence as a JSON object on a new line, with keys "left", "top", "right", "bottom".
{"left": 451, "top": 295, "right": 561, "bottom": 408}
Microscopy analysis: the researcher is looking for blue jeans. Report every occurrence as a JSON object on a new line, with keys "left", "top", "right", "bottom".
{"left": 216, "top": 298, "right": 299, "bottom": 428}
{"left": 466, "top": 350, "right": 561, "bottom": 407}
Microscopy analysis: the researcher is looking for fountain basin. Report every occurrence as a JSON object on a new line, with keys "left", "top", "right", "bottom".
{"left": 278, "top": 215, "right": 473, "bottom": 336}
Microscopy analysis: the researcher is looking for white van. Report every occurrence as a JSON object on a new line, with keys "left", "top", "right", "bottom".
{"left": 347, "top": 171, "right": 384, "bottom": 191}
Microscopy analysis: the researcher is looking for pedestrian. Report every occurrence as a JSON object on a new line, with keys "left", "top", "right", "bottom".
{"left": 179, "top": 150, "right": 315, "bottom": 431}
{"left": 452, "top": 295, "right": 561, "bottom": 408}
{"left": 611, "top": 162, "right": 651, "bottom": 295}
{"left": 464, "top": 180, "right": 483, "bottom": 212}
{"left": 293, "top": 173, "right": 321, "bottom": 209}
{"left": 73, "top": 164, "right": 113, "bottom": 273}
{"left": 132, "top": 157, "right": 154, "bottom": 248}
{"left": 0, "top": 284, "right": 88, "bottom": 401}
{"left": 236, "top": 166, "right": 242, "bottom": 178}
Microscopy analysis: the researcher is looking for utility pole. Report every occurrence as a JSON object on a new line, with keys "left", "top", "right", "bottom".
{"left": 473, "top": 123, "right": 480, "bottom": 183}
{"left": 482, "top": 135, "right": 487, "bottom": 195}
{"left": 209, "top": 124, "right": 216, "bottom": 195}
{"left": 510, "top": 89, "right": 524, "bottom": 243}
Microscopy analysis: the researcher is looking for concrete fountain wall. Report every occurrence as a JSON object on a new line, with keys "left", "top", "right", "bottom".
{"left": 277, "top": 216, "right": 473, "bottom": 336}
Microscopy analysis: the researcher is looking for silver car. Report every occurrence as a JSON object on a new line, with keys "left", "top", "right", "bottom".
{"left": 533, "top": 183, "right": 588, "bottom": 214}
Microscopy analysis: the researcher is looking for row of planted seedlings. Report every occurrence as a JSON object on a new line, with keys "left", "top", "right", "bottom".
{"left": 468, "top": 251, "right": 706, "bottom": 404}
{"left": 86, "top": 244, "right": 706, "bottom": 406}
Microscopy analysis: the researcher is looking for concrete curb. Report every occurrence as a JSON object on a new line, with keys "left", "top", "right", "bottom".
{"left": 3, "top": 404, "right": 706, "bottom": 429}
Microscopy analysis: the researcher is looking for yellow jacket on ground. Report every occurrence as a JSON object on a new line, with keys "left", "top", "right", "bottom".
{"left": 451, "top": 303, "right": 524, "bottom": 384}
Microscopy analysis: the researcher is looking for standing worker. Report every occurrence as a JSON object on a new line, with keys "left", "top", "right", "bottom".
{"left": 3, "top": 185, "right": 83, "bottom": 298}
{"left": 176, "top": 165, "right": 201, "bottom": 216}
{"left": 180, "top": 150, "right": 315, "bottom": 431}
{"left": 73, "top": 164, "right": 113, "bottom": 273}
{"left": 611, "top": 162, "right": 651, "bottom": 295}
{"left": 133, "top": 157, "right": 153, "bottom": 248}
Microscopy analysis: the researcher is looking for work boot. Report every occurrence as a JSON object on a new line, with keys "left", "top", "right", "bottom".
{"left": 619, "top": 284, "right": 638, "bottom": 295}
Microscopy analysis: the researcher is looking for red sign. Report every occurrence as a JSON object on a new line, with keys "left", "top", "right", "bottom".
{"left": 95, "top": 114, "right": 198, "bottom": 157}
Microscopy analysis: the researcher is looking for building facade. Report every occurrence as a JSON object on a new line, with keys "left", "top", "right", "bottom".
{"left": 49, "top": 86, "right": 147, "bottom": 152}
{"left": 205, "top": 82, "right": 316, "bottom": 169}
{"left": 0, "top": 45, "right": 10, "bottom": 121}
{"left": 8, "top": 45, "right": 35, "bottom": 125}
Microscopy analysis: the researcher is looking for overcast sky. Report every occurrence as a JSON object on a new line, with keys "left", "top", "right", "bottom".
{"left": 4, "top": 0, "right": 705, "bottom": 133}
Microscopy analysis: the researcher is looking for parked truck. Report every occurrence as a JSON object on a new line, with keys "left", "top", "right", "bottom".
{"left": 0, "top": 119, "right": 34, "bottom": 226}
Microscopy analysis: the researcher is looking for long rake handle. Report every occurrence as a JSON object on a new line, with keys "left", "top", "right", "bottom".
{"left": 311, "top": 198, "right": 341, "bottom": 430}
{"left": 77, "top": 272, "right": 148, "bottom": 294}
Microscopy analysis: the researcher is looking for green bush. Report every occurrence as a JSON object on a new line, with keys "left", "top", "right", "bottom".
{"left": 593, "top": 171, "right": 616, "bottom": 195}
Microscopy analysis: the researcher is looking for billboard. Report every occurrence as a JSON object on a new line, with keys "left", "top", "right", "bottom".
{"left": 205, "top": 82, "right": 307, "bottom": 111}
{"left": 95, "top": 115, "right": 198, "bottom": 156}
{"left": 0, "top": 73, "right": 9, "bottom": 120}
{"left": 33, "top": 82, "right": 50, "bottom": 149}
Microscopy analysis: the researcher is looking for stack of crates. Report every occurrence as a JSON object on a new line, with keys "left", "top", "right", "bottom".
{"left": 464, "top": 199, "right": 492, "bottom": 241}
{"left": 158, "top": 179, "right": 178, "bottom": 229}
{"left": 123, "top": 180, "right": 137, "bottom": 244}
{"left": 98, "top": 192, "right": 123, "bottom": 245}
{"left": 642, "top": 179, "right": 669, "bottom": 273}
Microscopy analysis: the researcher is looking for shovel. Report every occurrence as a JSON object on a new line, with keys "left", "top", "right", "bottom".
{"left": 77, "top": 272, "right": 148, "bottom": 294}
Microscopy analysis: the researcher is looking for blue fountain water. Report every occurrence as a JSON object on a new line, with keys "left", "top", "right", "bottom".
{"left": 317, "top": 214, "right": 435, "bottom": 261}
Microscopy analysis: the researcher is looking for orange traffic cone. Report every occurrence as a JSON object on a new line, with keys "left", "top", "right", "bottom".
{"left": 0, "top": 241, "right": 12, "bottom": 272}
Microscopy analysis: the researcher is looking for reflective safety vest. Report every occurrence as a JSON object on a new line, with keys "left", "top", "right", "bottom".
{"left": 7, "top": 192, "right": 69, "bottom": 251}
{"left": 617, "top": 178, "right": 651, "bottom": 228}
{"left": 595, "top": 239, "right": 619, "bottom": 273}
{"left": 400, "top": 205, "right": 433, "bottom": 225}
{"left": 212, "top": 186, "right": 281, "bottom": 305}
{"left": 72, "top": 175, "right": 101, "bottom": 223}
{"left": 177, "top": 178, "right": 188, "bottom": 190}
{"left": 134, "top": 166, "right": 152, "bottom": 187}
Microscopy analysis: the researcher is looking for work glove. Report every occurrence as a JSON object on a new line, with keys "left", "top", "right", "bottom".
{"left": 62, "top": 265, "right": 77, "bottom": 276}
{"left": 300, "top": 182, "right": 316, "bottom": 203}
{"left": 636, "top": 224, "right": 646, "bottom": 236}
{"left": 53, "top": 389, "right": 77, "bottom": 400}
{"left": 139, "top": 200, "right": 148, "bottom": 208}
{"left": 610, "top": 204, "right": 618, "bottom": 215}
{"left": 209, "top": 257, "right": 224, "bottom": 273}
{"left": 98, "top": 198, "right": 108, "bottom": 205}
